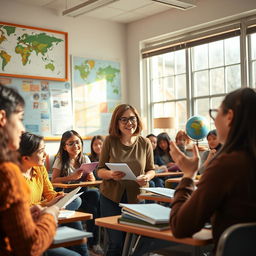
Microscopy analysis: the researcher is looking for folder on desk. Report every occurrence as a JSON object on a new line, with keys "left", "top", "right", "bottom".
{"left": 53, "top": 226, "right": 92, "bottom": 244}
{"left": 119, "top": 203, "right": 171, "bottom": 225}
{"left": 140, "top": 187, "right": 175, "bottom": 198}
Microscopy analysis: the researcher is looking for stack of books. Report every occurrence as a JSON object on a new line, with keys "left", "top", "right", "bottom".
{"left": 118, "top": 203, "right": 171, "bottom": 231}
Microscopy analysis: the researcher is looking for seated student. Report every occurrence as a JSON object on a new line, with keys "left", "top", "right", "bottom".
{"left": 175, "top": 130, "right": 191, "bottom": 155}
{"left": 146, "top": 134, "right": 167, "bottom": 187}
{"left": 156, "top": 132, "right": 176, "bottom": 169}
{"left": 18, "top": 132, "right": 88, "bottom": 256}
{"left": 0, "top": 83, "right": 59, "bottom": 255}
{"left": 52, "top": 130, "right": 103, "bottom": 256}
{"left": 169, "top": 88, "right": 256, "bottom": 253}
{"left": 89, "top": 135, "right": 104, "bottom": 180}
{"left": 199, "top": 129, "right": 222, "bottom": 174}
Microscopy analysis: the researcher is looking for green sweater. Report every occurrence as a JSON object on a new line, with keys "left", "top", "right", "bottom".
{"left": 98, "top": 135, "right": 154, "bottom": 203}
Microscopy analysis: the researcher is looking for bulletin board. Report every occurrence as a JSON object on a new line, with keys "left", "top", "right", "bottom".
{"left": 0, "top": 76, "right": 73, "bottom": 139}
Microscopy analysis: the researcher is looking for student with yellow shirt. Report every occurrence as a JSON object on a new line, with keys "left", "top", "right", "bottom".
{"left": 19, "top": 132, "right": 88, "bottom": 256}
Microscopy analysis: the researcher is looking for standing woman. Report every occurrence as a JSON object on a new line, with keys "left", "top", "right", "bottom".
{"left": 0, "top": 83, "right": 59, "bottom": 255}
{"left": 169, "top": 88, "right": 256, "bottom": 253}
{"left": 51, "top": 130, "right": 102, "bottom": 255}
{"left": 97, "top": 104, "right": 155, "bottom": 256}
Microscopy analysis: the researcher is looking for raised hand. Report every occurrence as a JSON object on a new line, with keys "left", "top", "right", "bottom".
{"left": 169, "top": 141, "right": 200, "bottom": 179}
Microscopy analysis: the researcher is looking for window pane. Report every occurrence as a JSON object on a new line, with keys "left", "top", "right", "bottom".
{"left": 163, "top": 76, "right": 175, "bottom": 100}
{"left": 175, "top": 49, "right": 186, "bottom": 74}
{"left": 252, "top": 61, "right": 256, "bottom": 88}
{"left": 250, "top": 33, "right": 256, "bottom": 60}
{"left": 209, "top": 40, "right": 224, "bottom": 68}
{"left": 192, "top": 44, "right": 208, "bottom": 71}
{"left": 175, "top": 74, "right": 186, "bottom": 99}
{"left": 163, "top": 52, "right": 175, "bottom": 75}
{"left": 176, "top": 100, "right": 187, "bottom": 130}
{"left": 152, "top": 103, "right": 164, "bottom": 117}
{"left": 193, "top": 70, "right": 209, "bottom": 96}
{"left": 194, "top": 98, "right": 209, "bottom": 119}
{"left": 150, "top": 55, "right": 164, "bottom": 78}
{"left": 226, "top": 64, "right": 241, "bottom": 92}
{"left": 224, "top": 36, "right": 240, "bottom": 65}
{"left": 210, "top": 67, "right": 225, "bottom": 94}
{"left": 211, "top": 96, "right": 223, "bottom": 109}
{"left": 151, "top": 78, "right": 164, "bottom": 102}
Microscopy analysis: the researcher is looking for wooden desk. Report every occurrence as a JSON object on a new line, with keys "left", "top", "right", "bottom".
{"left": 58, "top": 210, "right": 92, "bottom": 224}
{"left": 155, "top": 171, "right": 183, "bottom": 178}
{"left": 166, "top": 177, "right": 200, "bottom": 185}
{"left": 137, "top": 193, "right": 173, "bottom": 203}
{"left": 96, "top": 215, "right": 212, "bottom": 256}
{"left": 52, "top": 180, "right": 102, "bottom": 189}
{"left": 50, "top": 238, "right": 87, "bottom": 248}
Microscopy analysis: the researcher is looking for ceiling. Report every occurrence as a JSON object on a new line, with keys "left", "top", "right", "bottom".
{"left": 10, "top": 0, "right": 177, "bottom": 23}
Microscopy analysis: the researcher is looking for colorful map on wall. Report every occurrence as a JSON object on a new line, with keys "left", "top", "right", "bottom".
{"left": 73, "top": 56, "right": 121, "bottom": 136}
{"left": 0, "top": 76, "right": 72, "bottom": 137}
{"left": 0, "top": 22, "right": 67, "bottom": 80}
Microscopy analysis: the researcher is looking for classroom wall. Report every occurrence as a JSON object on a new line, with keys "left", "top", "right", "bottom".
{"left": 126, "top": 0, "right": 256, "bottom": 133}
{"left": 0, "top": 0, "right": 127, "bottom": 155}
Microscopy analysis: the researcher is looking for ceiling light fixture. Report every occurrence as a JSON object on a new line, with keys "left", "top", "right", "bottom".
{"left": 152, "top": 0, "right": 196, "bottom": 10}
{"left": 63, "top": 0, "right": 119, "bottom": 17}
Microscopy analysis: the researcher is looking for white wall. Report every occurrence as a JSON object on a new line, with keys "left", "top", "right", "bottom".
{"left": 0, "top": 0, "right": 127, "bottom": 155}
{"left": 126, "top": 0, "right": 256, "bottom": 123}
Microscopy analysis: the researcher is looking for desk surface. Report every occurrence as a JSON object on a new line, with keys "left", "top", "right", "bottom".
{"left": 95, "top": 216, "right": 212, "bottom": 246}
{"left": 137, "top": 193, "right": 173, "bottom": 203}
{"left": 52, "top": 180, "right": 102, "bottom": 188}
{"left": 166, "top": 177, "right": 200, "bottom": 185}
{"left": 58, "top": 211, "right": 92, "bottom": 224}
{"left": 50, "top": 238, "right": 87, "bottom": 248}
{"left": 155, "top": 171, "right": 183, "bottom": 178}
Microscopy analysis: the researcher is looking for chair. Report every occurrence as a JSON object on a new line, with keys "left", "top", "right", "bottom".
{"left": 216, "top": 222, "right": 256, "bottom": 256}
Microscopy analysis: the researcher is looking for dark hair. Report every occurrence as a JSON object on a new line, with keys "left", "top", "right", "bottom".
{"left": 206, "top": 129, "right": 222, "bottom": 151}
{"left": 146, "top": 134, "right": 156, "bottom": 139}
{"left": 19, "top": 132, "right": 43, "bottom": 156}
{"left": 0, "top": 83, "right": 25, "bottom": 163}
{"left": 156, "top": 132, "right": 171, "bottom": 156}
{"left": 56, "top": 130, "right": 84, "bottom": 177}
{"left": 109, "top": 104, "right": 143, "bottom": 137}
{"left": 220, "top": 88, "right": 256, "bottom": 158}
{"left": 90, "top": 135, "right": 104, "bottom": 162}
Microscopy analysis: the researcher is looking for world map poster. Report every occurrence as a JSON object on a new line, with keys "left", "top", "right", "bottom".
{"left": 72, "top": 56, "right": 121, "bottom": 136}
{"left": 0, "top": 22, "right": 67, "bottom": 81}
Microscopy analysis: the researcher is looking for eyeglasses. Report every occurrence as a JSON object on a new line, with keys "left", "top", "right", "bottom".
{"left": 209, "top": 109, "right": 218, "bottom": 120}
{"left": 66, "top": 140, "right": 81, "bottom": 147}
{"left": 119, "top": 116, "right": 137, "bottom": 124}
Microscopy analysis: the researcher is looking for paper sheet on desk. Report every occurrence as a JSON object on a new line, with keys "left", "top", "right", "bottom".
{"left": 106, "top": 163, "right": 137, "bottom": 181}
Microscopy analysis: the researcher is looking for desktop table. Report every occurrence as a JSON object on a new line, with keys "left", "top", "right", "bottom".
{"left": 95, "top": 215, "right": 212, "bottom": 256}
{"left": 154, "top": 171, "right": 183, "bottom": 178}
{"left": 166, "top": 177, "right": 200, "bottom": 185}
{"left": 137, "top": 193, "right": 173, "bottom": 203}
{"left": 52, "top": 180, "right": 102, "bottom": 189}
{"left": 58, "top": 210, "right": 92, "bottom": 224}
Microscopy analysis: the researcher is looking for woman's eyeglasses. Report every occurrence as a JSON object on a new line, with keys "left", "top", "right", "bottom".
{"left": 209, "top": 109, "right": 218, "bottom": 120}
{"left": 66, "top": 140, "right": 81, "bottom": 147}
{"left": 119, "top": 116, "right": 137, "bottom": 125}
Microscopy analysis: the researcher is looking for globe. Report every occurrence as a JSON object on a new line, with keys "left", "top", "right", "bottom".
{"left": 185, "top": 115, "right": 209, "bottom": 141}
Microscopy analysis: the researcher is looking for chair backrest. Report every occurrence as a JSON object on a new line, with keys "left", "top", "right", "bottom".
{"left": 216, "top": 222, "right": 256, "bottom": 256}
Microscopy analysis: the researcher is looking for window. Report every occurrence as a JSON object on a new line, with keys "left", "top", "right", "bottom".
{"left": 144, "top": 18, "right": 255, "bottom": 137}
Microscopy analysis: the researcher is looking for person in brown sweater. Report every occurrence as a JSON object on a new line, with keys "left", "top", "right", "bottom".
{"left": 0, "top": 83, "right": 59, "bottom": 256}
{"left": 169, "top": 87, "right": 256, "bottom": 253}
{"left": 97, "top": 104, "right": 155, "bottom": 256}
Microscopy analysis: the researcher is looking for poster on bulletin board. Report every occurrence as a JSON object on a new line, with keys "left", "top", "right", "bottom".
{"left": 72, "top": 56, "right": 121, "bottom": 136}
{"left": 0, "top": 76, "right": 73, "bottom": 137}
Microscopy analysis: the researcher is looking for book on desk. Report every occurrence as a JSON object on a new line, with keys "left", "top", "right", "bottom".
{"left": 53, "top": 226, "right": 92, "bottom": 244}
{"left": 119, "top": 203, "right": 171, "bottom": 228}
